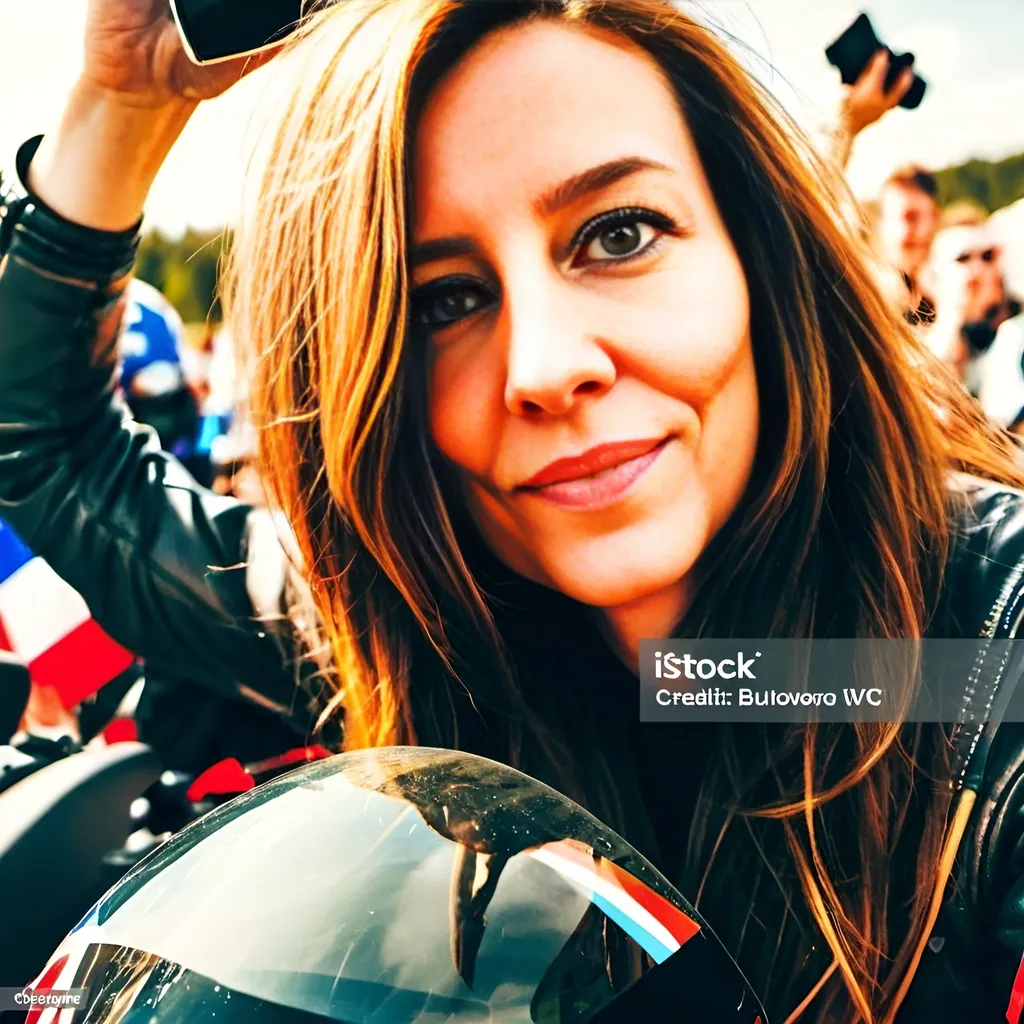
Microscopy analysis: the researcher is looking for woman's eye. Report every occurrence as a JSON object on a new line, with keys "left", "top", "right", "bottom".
{"left": 581, "top": 220, "right": 658, "bottom": 262}
{"left": 571, "top": 208, "right": 677, "bottom": 267}
{"left": 413, "top": 282, "right": 492, "bottom": 329}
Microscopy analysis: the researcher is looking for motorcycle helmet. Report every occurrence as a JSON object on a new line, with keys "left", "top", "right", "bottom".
{"left": 30, "top": 748, "right": 767, "bottom": 1022}
{"left": 119, "top": 279, "right": 199, "bottom": 458}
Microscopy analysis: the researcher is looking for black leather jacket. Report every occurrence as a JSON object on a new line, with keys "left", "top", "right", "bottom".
{"left": 4, "top": 154, "right": 1024, "bottom": 1022}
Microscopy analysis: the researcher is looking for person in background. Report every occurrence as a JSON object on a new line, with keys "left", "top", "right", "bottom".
{"left": 923, "top": 218, "right": 1023, "bottom": 391}
{"left": 874, "top": 165, "right": 941, "bottom": 325}
{"left": 210, "top": 416, "right": 267, "bottom": 505}
{"left": 194, "top": 319, "right": 239, "bottom": 464}
{"left": 119, "top": 277, "right": 209, "bottom": 482}
{"left": 976, "top": 313, "right": 1024, "bottom": 436}
{"left": 829, "top": 49, "right": 915, "bottom": 171}
{"left": 989, "top": 197, "right": 1024, "bottom": 299}
{"left": 939, "top": 198, "right": 990, "bottom": 231}
{"left": 821, "top": 51, "right": 939, "bottom": 325}
{"left": 184, "top": 321, "right": 216, "bottom": 411}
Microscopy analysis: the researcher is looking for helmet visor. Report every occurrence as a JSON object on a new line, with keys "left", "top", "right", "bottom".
{"left": 36, "top": 749, "right": 766, "bottom": 1023}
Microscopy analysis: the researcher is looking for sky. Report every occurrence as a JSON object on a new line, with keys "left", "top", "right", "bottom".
{"left": 2, "top": 0, "right": 1023, "bottom": 237}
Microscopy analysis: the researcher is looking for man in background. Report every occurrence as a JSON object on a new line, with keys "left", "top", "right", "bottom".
{"left": 875, "top": 165, "right": 941, "bottom": 325}
{"left": 824, "top": 48, "right": 940, "bottom": 323}
{"left": 921, "top": 217, "right": 1024, "bottom": 420}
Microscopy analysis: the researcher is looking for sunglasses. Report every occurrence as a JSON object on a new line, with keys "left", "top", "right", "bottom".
{"left": 955, "top": 248, "right": 998, "bottom": 264}
{"left": 170, "top": 0, "right": 309, "bottom": 65}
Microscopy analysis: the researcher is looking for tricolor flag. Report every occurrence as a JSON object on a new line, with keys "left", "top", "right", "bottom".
{"left": 528, "top": 839, "right": 702, "bottom": 964}
{"left": 0, "top": 519, "right": 135, "bottom": 710}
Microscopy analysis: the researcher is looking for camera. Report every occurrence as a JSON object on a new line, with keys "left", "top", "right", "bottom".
{"left": 825, "top": 12, "right": 927, "bottom": 110}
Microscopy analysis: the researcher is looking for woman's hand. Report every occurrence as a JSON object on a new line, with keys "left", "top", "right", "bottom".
{"left": 28, "top": 0, "right": 277, "bottom": 232}
{"left": 83, "top": 0, "right": 273, "bottom": 106}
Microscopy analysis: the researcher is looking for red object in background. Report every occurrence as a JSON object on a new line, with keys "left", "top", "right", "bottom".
{"left": 1007, "top": 951, "right": 1024, "bottom": 1024}
{"left": 246, "top": 745, "right": 333, "bottom": 777}
{"left": 186, "top": 747, "right": 333, "bottom": 804}
{"left": 101, "top": 718, "right": 139, "bottom": 745}
{"left": 187, "top": 758, "right": 257, "bottom": 803}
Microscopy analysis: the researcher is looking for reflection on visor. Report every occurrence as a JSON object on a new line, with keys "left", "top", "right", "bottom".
{"left": 527, "top": 840, "right": 701, "bottom": 964}
{"left": 31, "top": 942, "right": 506, "bottom": 1023}
{"left": 30, "top": 748, "right": 767, "bottom": 1023}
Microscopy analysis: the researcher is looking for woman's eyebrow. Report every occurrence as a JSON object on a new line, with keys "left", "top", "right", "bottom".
{"left": 534, "top": 156, "right": 673, "bottom": 216}
{"left": 408, "top": 156, "right": 674, "bottom": 270}
{"left": 409, "top": 236, "right": 478, "bottom": 270}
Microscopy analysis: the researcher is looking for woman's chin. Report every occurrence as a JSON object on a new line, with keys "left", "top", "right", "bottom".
{"left": 535, "top": 523, "right": 707, "bottom": 613}
{"left": 549, "top": 569, "right": 686, "bottom": 612}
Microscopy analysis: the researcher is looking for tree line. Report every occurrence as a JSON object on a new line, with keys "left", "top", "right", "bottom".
{"left": 934, "top": 150, "right": 1024, "bottom": 214}
{"left": 135, "top": 228, "right": 232, "bottom": 325}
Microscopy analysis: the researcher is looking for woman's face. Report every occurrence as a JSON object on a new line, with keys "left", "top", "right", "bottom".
{"left": 411, "top": 20, "right": 758, "bottom": 629}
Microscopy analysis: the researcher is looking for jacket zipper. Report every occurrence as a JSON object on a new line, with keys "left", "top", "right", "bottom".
{"left": 954, "top": 550, "right": 1024, "bottom": 791}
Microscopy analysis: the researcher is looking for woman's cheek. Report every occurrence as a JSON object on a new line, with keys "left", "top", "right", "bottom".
{"left": 697, "top": 343, "right": 759, "bottom": 496}
{"left": 428, "top": 342, "right": 502, "bottom": 474}
{"left": 619, "top": 271, "right": 751, "bottom": 400}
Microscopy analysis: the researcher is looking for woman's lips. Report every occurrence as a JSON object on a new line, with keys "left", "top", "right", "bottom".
{"left": 518, "top": 437, "right": 670, "bottom": 510}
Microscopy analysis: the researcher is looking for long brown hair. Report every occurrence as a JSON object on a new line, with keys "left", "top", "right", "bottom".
{"left": 226, "top": 1, "right": 1024, "bottom": 1019}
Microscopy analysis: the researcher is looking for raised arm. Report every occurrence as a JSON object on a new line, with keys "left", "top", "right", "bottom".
{"left": 828, "top": 49, "right": 915, "bottom": 171}
{"left": 0, "top": 1, "right": 313, "bottom": 731}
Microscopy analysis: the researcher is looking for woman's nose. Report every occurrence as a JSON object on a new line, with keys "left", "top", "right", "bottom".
{"left": 502, "top": 287, "right": 617, "bottom": 417}
{"left": 963, "top": 259, "right": 985, "bottom": 283}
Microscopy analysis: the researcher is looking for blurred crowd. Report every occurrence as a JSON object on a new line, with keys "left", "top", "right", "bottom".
{"left": 831, "top": 49, "right": 1024, "bottom": 433}
{"left": 119, "top": 280, "right": 266, "bottom": 508}
{"left": 867, "top": 169, "right": 1023, "bottom": 425}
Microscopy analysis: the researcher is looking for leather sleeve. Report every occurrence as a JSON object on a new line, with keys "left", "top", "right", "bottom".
{"left": 0, "top": 199, "right": 313, "bottom": 734}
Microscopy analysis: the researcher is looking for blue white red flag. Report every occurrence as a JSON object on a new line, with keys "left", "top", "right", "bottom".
{"left": 0, "top": 520, "right": 135, "bottom": 709}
